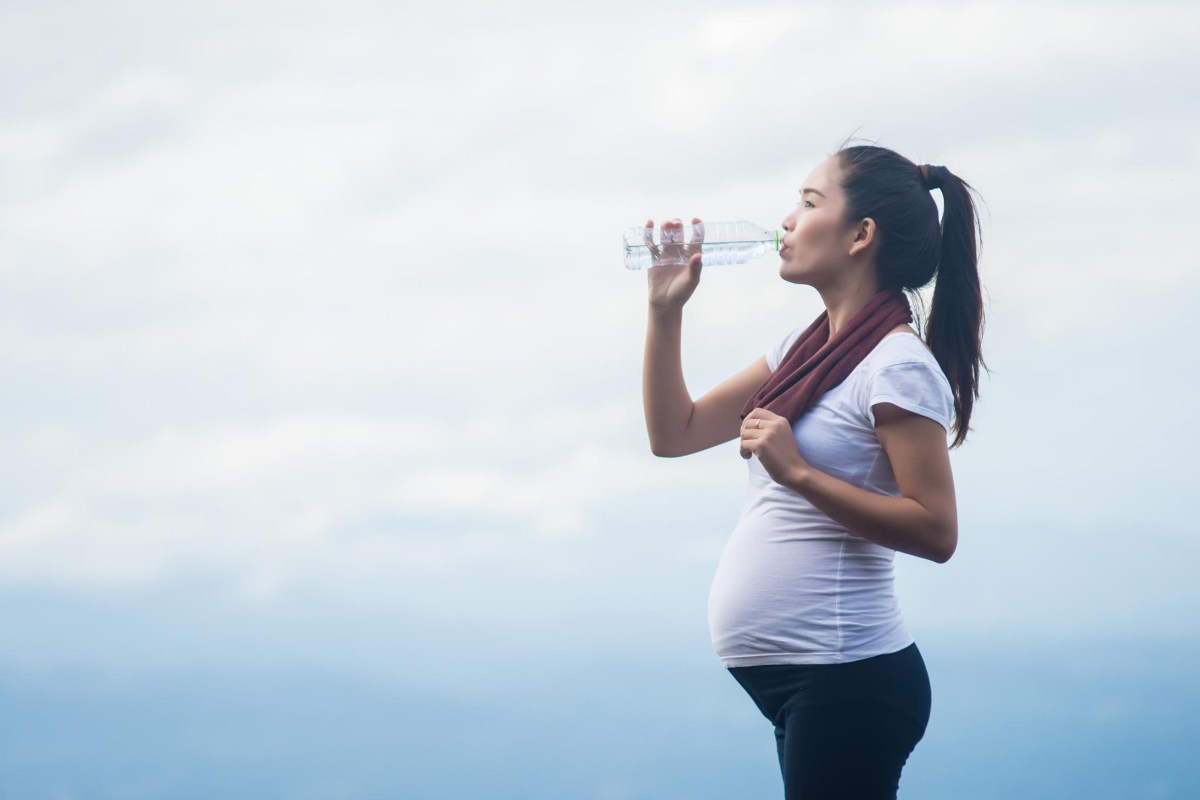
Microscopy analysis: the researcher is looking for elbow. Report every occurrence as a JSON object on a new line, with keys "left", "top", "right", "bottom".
{"left": 648, "top": 426, "right": 692, "bottom": 458}
{"left": 930, "top": 544, "right": 955, "bottom": 564}
{"left": 649, "top": 442, "right": 681, "bottom": 458}
{"left": 647, "top": 436, "right": 679, "bottom": 458}
{"left": 930, "top": 526, "right": 958, "bottom": 564}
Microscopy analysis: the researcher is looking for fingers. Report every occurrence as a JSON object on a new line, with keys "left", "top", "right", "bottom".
{"left": 644, "top": 219, "right": 697, "bottom": 268}
{"left": 740, "top": 433, "right": 761, "bottom": 459}
{"left": 661, "top": 217, "right": 684, "bottom": 245}
{"left": 687, "top": 218, "right": 704, "bottom": 270}
{"left": 643, "top": 219, "right": 658, "bottom": 252}
{"left": 644, "top": 218, "right": 696, "bottom": 245}
{"left": 644, "top": 219, "right": 663, "bottom": 263}
{"left": 739, "top": 420, "right": 755, "bottom": 459}
{"left": 739, "top": 415, "right": 768, "bottom": 443}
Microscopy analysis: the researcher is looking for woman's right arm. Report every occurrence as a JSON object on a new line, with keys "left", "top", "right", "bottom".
{"left": 642, "top": 217, "right": 772, "bottom": 458}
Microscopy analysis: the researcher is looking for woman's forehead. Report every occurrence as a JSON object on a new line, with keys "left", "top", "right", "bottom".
{"left": 802, "top": 157, "right": 840, "bottom": 194}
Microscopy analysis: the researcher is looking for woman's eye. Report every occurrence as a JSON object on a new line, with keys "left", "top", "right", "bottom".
{"left": 798, "top": 200, "right": 815, "bottom": 208}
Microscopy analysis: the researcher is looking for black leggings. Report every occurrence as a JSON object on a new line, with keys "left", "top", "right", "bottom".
{"left": 727, "top": 642, "right": 931, "bottom": 800}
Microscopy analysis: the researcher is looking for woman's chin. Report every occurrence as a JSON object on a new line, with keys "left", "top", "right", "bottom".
{"left": 778, "top": 262, "right": 810, "bottom": 285}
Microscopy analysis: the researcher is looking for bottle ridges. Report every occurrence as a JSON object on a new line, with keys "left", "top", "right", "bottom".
{"left": 622, "top": 220, "right": 778, "bottom": 270}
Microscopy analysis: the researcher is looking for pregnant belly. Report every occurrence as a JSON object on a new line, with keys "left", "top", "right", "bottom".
{"left": 707, "top": 515, "right": 900, "bottom": 661}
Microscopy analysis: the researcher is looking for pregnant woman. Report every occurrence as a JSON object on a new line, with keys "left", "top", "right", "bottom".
{"left": 641, "top": 143, "right": 986, "bottom": 799}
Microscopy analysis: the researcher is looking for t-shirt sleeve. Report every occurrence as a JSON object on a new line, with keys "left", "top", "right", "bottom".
{"left": 866, "top": 360, "right": 955, "bottom": 430}
{"left": 765, "top": 326, "right": 805, "bottom": 373}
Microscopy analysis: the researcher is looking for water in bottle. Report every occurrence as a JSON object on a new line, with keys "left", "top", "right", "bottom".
{"left": 623, "top": 220, "right": 782, "bottom": 270}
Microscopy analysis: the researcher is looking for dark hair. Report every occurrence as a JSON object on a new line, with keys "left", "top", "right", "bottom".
{"left": 833, "top": 139, "right": 988, "bottom": 448}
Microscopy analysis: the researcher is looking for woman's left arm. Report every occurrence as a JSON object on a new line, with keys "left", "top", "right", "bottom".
{"left": 741, "top": 404, "right": 957, "bottom": 563}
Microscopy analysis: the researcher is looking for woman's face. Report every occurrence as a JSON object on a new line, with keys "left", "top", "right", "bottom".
{"left": 778, "top": 156, "right": 868, "bottom": 287}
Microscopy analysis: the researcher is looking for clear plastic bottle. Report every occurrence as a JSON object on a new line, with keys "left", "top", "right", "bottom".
{"left": 622, "top": 220, "right": 782, "bottom": 270}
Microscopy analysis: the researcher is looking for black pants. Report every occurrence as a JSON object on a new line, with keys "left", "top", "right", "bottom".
{"left": 727, "top": 643, "right": 931, "bottom": 800}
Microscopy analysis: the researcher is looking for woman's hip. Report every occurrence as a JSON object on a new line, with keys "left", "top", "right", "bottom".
{"left": 727, "top": 642, "right": 932, "bottom": 729}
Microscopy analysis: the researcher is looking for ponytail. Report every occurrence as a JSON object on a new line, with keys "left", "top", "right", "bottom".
{"left": 922, "top": 166, "right": 987, "bottom": 448}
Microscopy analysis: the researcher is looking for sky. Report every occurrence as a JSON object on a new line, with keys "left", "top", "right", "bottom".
{"left": 1, "top": 1, "right": 1199, "bottom": 797}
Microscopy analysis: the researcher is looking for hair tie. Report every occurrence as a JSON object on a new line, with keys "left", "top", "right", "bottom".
{"left": 919, "top": 164, "right": 949, "bottom": 191}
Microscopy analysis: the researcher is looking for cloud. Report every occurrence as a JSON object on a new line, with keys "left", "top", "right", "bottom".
{"left": 0, "top": 406, "right": 735, "bottom": 595}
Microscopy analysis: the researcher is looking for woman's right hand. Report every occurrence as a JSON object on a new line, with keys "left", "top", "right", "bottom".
{"left": 646, "top": 217, "right": 704, "bottom": 313}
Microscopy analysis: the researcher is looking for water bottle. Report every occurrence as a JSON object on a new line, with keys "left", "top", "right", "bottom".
{"left": 622, "top": 220, "right": 782, "bottom": 270}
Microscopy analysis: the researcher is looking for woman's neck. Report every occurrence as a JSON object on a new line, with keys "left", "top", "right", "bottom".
{"left": 818, "top": 279, "right": 882, "bottom": 339}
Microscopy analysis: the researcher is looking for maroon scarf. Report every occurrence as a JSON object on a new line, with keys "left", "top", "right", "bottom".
{"left": 741, "top": 288, "right": 914, "bottom": 424}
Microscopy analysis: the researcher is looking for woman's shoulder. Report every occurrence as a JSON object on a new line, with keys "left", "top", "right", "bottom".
{"left": 856, "top": 326, "right": 949, "bottom": 389}
{"left": 856, "top": 326, "right": 954, "bottom": 429}
{"left": 864, "top": 326, "right": 935, "bottom": 365}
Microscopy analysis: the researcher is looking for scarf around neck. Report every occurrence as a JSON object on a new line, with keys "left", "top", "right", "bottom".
{"left": 741, "top": 288, "right": 914, "bottom": 424}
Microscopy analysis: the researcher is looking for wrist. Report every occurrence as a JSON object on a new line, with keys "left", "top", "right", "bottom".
{"left": 649, "top": 304, "right": 683, "bottom": 322}
{"left": 785, "top": 462, "right": 813, "bottom": 494}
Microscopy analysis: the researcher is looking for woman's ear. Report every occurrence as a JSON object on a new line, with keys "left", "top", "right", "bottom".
{"left": 847, "top": 217, "right": 877, "bottom": 258}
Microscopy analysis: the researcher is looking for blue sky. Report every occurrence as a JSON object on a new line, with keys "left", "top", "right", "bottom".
{"left": 1, "top": 1, "right": 1198, "bottom": 797}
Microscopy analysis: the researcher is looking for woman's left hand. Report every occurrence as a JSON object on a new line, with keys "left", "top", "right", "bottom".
{"left": 740, "top": 408, "right": 809, "bottom": 488}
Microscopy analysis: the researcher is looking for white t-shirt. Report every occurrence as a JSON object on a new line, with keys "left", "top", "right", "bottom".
{"left": 707, "top": 328, "right": 955, "bottom": 667}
